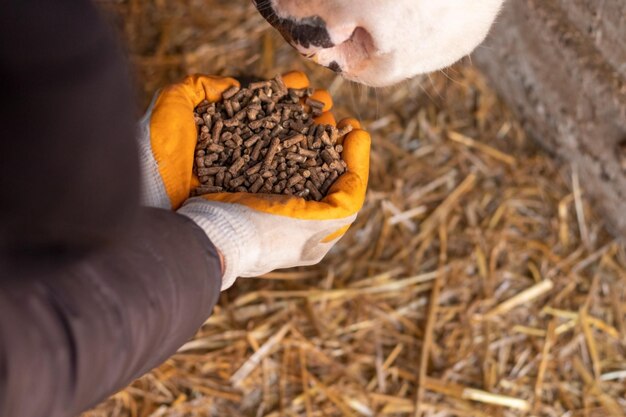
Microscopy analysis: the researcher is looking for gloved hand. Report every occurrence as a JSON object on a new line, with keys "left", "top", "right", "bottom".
{"left": 138, "top": 72, "right": 371, "bottom": 290}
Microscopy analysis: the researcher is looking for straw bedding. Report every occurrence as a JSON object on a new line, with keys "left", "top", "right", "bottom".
{"left": 86, "top": 0, "right": 626, "bottom": 415}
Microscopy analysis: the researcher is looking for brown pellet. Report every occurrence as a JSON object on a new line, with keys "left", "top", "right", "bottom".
{"left": 279, "top": 103, "right": 301, "bottom": 111}
{"left": 320, "top": 131, "right": 333, "bottom": 146}
{"left": 229, "top": 175, "right": 246, "bottom": 188}
{"left": 282, "top": 133, "right": 305, "bottom": 148}
{"left": 320, "top": 149, "right": 336, "bottom": 165}
{"left": 308, "top": 168, "right": 322, "bottom": 186}
{"left": 261, "top": 177, "right": 276, "bottom": 191}
{"left": 197, "top": 166, "right": 224, "bottom": 176}
{"left": 305, "top": 180, "right": 323, "bottom": 201}
{"left": 325, "top": 145, "right": 341, "bottom": 160}
{"left": 298, "top": 148, "right": 318, "bottom": 158}
{"left": 211, "top": 119, "right": 223, "bottom": 142}
{"left": 222, "top": 85, "right": 240, "bottom": 99}
{"left": 287, "top": 173, "right": 304, "bottom": 188}
{"left": 198, "top": 133, "right": 210, "bottom": 146}
{"left": 296, "top": 189, "right": 310, "bottom": 198}
{"left": 263, "top": 137, "right": 281, "bottom": 167}
{"left": 245, "top": 162, "right": 263, "bottom": 176}
{"left": 223, "top": 118, "right": 239, "bottom": 128}
{"left": 244, "top": 134, "right": 261, "bottom": 148}
{"left": 290, "top": 88, "right": 306, "bottom": 98}
{"left": 275, "top": 180, "right": 287, "bottom": 192}
{"left": 238, "top": 89, "right": 251, "bottom": 100}
{"left": 228, "top": 156, "right": 248, "bottom": 175}
{"left": 207, "top": 143, "right": 224, "bottom": 153}
{"left": 328, "top": 160, "right": 345, "bottom": 174}
{"left": 205, "top": 153, "right": 218, "bottom": 163}
{"left": 249, "top": 80, "right": 271, "bottom": 90}
{"left": 270, "top": 124, "right": 283, "bottom": 137}
{"left": 251, "top": 138, "right": 265, "bottom": 161}
{"left": 195, "top": 100, "right": 211, "bottom": 114}
{"left": 194, "top": 185, "right": 223, "bottom": 194}
{"left": 329, "top": 126, "right": 338, "bottom": 144}
{"left": 246, "top": 107, "right": 260, "bottom": 121}
{"left": 215, "top": 170, "right": 225, "bottom": 187}
{"left": 320, "top": 171, "right": 339, "bottom": 194}
{"left": 286, "top": 152, "right": 306, "bottom": 163}
{"left": 224, "top": 100, "right": 234, "bottom": 118}
{"left": 223, "top": 172, "right": 232, "bottom": 187}
{"left": 248, "top": 118, "right": 268, "bottom": 130}
{"left": 337, "top": 124, "right": 354, "bottom": 137}
{"left": 305, "top": 97, "right": 325, "bottom": 109}
{"left": 281, "top": 107, "right": 292, "bottom": 121}
{"left": 249, "top": 176, "right": 264, "bottom": 193}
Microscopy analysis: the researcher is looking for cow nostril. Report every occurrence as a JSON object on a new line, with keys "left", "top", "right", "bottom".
{"left": 327, "top": 61, "right": 342, "bottom": 73}
{"left": 348, "top": 27, "right": 376, "bottom": 57}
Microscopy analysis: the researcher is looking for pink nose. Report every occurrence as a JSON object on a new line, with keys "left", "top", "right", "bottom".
{"left": 253, "top": 0, "right": 335, "bottom": 49}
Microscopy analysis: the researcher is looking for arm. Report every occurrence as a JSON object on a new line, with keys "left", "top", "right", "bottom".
{"left": 0, "top": 2, "right": 223, "bottom": 416}
{"left": 0, "top": 208, "right": 223, "bottom": 417}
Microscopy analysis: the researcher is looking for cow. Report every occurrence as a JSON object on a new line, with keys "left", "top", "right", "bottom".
{"left": 253, "top": 0, "right": 505, "bottom": 86}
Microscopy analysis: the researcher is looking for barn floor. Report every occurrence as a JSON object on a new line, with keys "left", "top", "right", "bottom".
{"left": 87, "top": 0, "right": 626, "bottom": 416}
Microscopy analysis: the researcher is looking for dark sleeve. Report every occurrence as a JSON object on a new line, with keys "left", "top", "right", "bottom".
{"left": 0, "top": 208, "right": 223, "bottom": 417}
{"left": 0, "top": 0, "right": 139, "bottom": 250}
{"left": 0, "top": 1, "right": 224, "bottom": 416}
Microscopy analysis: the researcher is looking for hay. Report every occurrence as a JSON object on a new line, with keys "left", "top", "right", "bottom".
{"left": 87, "top": 0, "right": 626, "bottom": 415}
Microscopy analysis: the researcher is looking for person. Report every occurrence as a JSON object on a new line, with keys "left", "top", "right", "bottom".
{"left": 0, "top": 2, "right": 371, "bottom": 417}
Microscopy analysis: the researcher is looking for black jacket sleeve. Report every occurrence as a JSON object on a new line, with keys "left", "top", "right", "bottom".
{"left": 0, "top": 209, "right": 222, "bottom": 417}
{"left": 0, "top": 1, "right": 224, "bottom": 416}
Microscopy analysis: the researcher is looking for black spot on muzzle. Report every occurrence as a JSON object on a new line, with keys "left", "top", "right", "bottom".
{"left": 327, "top": 61, "right": 342, "bottom": 73}
{"left": 253, "top": 0, "right": 334, "bottom": 49}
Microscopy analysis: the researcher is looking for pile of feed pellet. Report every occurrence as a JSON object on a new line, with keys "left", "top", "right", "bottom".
{"left": 192, "top": 76, "right": 352, "bottom": 201}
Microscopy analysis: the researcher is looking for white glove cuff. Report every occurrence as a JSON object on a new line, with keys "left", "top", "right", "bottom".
{"left": 137, "top": 92, "right": 172, "bottom": 210}
{"left": 177, "top": 198, "right": 258, "bottom": 290}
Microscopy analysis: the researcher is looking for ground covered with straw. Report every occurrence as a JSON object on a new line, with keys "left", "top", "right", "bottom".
{"left": 88, "top": 0, "right": 626, "bottom": 415}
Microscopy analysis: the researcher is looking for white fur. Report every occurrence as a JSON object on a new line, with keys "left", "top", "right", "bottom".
{"left": 268, "top": 0, "right": 505, "bottom": 86}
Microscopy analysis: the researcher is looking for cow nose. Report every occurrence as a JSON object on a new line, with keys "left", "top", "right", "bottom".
{"left": 253, "top": 0, "right": 335, "bottom": 50}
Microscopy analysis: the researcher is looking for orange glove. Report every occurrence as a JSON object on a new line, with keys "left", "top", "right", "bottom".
{"left": 138, "top": 72, "right": 371, "bottom": 289}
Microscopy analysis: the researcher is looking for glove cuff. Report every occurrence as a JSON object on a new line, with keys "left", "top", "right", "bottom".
{"left": 177, "top": 198, "right": 258, "bottom": 290}
{"left": 137, "top": 93, "right": 172, "bottom": 209}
